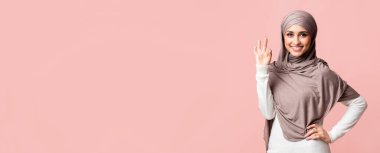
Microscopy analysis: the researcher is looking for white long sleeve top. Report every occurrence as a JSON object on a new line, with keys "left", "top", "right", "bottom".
{"left": 256, "top": 64, "right": 368, "bottom": 153}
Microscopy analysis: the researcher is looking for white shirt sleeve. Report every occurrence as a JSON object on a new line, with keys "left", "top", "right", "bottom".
{"left": 256, "top": 64, "right": 276, "bottom": 120}
{"left": 328, "top": 96, "right": 368, "bottom": 143}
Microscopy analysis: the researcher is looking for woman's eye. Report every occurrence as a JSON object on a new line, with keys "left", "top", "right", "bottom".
{"left": 301, "top": 33, "right": 308, "bottom": 37}
{"left": 286, "top": 33, "right": 293, "bottom": 37}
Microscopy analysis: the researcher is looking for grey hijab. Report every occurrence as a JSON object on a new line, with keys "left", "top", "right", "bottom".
{"left": 263, "top": 10, "right": 360, "bottom": 150}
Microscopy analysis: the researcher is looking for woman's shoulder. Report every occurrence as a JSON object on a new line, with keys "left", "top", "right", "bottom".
{"left": 315, "top": 58, "right": 340, "bottom": 79}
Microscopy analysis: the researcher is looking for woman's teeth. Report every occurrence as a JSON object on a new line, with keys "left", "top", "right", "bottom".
{"left": 292, "top": 46, "right": 303, "bottom": 51}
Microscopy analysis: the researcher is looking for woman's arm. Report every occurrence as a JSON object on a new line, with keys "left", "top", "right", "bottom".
{"left": 256, "top": 64, "right": 276, "bottom": 120}
{"left": 328, "top": 96, "right": 368, "bottom": 143}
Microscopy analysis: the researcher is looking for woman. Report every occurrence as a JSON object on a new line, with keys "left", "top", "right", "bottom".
{"left": 253, "top": 10, "right": 368, "bottom": 153}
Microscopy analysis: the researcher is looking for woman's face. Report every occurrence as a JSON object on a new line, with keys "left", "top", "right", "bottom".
{"left": 284, "top": 25, "right": 311, "bottom": 57}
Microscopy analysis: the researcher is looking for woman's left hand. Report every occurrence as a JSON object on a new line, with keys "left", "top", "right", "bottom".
{"left": 304, "top": 124, "right": 332, "bottom": 143}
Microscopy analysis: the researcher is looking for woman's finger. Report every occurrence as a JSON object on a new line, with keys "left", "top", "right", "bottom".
{"left": 263, "top": 37, "right": 268, "bottom": 51}
{"left": 312, "top": 134, "right": 319, "bottom": 140}
{"left": 258, "top": 39, "right": 262, "bottom": 53}
{"left": 306, "top": 133, "right": 319, "bottom": 140}
{"left": 253, "top": 46, "right": 258, "bottom": 55}
{"left": 307, "top": 124, "right": 317, "bottom": 130}
{"left": 304, "top": 128, "right": 317, "bottom": 138}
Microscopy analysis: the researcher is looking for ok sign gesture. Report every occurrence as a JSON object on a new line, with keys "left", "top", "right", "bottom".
{"left": 253, "top": 38, "right": 272, "bottom": 65}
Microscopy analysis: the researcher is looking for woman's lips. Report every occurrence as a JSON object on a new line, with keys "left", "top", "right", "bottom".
{"left": 291, "top": 46, "right": 303, "bottom": 52}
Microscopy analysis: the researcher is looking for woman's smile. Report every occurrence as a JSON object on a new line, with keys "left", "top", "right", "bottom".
{"left": 291, "top": 45, "right": 304, "bottom": 52}
{"left": 284, "top": 25, "right": 311, "bottom": 57}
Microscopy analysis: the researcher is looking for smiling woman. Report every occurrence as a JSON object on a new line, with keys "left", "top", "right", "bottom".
{"left": 284, "top": 25, "right": 311, "bottom": 57}
{"left": 252, "top": 10, "right": 368, "bottom": 153}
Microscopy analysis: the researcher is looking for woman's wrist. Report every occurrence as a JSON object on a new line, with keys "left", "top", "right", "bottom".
{"left": 256, "top": 64, "right": 269, "bottom": 76}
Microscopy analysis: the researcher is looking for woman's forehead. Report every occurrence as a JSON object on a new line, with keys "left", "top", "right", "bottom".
{"left": 286, "top": 25, "right": 308, "bottom": 32}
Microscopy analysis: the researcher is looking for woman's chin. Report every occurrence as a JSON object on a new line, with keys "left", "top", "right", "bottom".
{"left": 289, "top": 51, "right": 304, "bottom": 57}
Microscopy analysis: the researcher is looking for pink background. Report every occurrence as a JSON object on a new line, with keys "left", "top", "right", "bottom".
{"left": 0, "top": 0, "right": 379, "bottom": 152}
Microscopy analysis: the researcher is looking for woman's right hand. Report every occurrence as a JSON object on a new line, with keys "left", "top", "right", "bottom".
{"left": 253, "top": 38, "right": 272, "bottom": 65}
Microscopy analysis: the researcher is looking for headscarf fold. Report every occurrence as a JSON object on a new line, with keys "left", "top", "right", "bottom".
{"left": 263, "top": 10, "right": 360, "bottom": 150}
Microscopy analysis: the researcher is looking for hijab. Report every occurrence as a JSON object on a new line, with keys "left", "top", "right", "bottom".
{"left": 263, "top": 10, "right": 360, "bottom": 150}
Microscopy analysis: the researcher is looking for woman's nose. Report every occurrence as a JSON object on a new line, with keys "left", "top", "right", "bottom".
{"left": 293, "top": 37, "right": 300, "bottom": 45}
